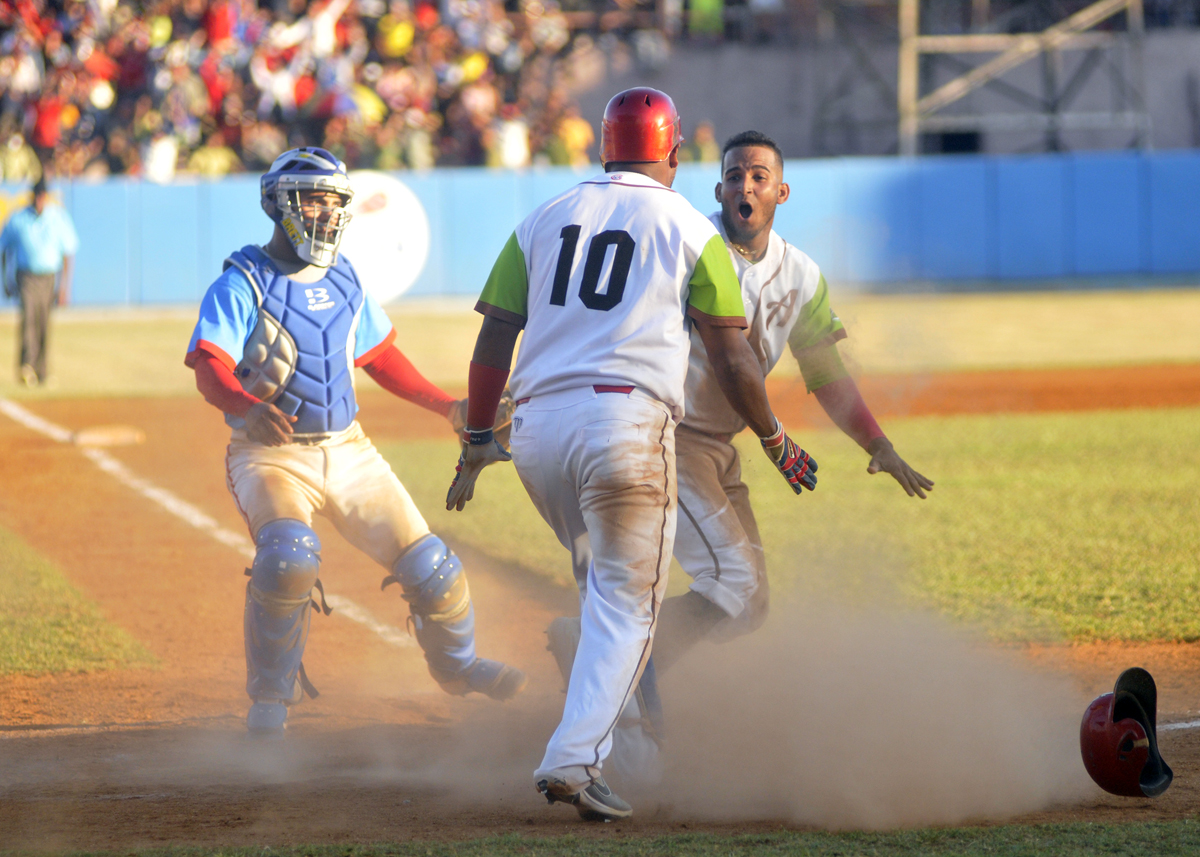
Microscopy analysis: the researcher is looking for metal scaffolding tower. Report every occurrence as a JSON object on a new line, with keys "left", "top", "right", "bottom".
{"left": 897, "top": 0, "right": 1150, "bottom": 154}
{"left": 810, "top": 0, "right": 1152, "bottom": 155}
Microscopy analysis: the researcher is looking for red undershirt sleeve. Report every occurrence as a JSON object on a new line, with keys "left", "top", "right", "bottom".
{"left": 194, "top": 349, "right": 260, "bottom": 418}
{"left": 361, "top": 344, "right": 456, "bottom": 418}
{"left": 811, "top": 375, "right": 885, "bottom": 451}
{"left": 466, "top": 361, "right": 510, "bottom": 429}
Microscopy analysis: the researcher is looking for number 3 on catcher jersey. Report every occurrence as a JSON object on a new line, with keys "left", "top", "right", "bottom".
{"left": 549, "top": 225, "right": 635, "bottom": 312}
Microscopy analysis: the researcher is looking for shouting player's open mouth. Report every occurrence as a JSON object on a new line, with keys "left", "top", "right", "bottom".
{"left": 737, "top": 201, "right": 754, "bottom": 221}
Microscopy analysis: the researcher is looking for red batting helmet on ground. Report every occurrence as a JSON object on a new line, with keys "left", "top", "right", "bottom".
{"left": 600, "top": 87, "right": 682, "bottom": 165}
{"left": 1079, "top": 667, "right": 1173, "bottom": 797}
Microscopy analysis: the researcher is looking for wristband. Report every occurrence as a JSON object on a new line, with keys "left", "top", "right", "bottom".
{"left": 759, "top": 418, "right": 784, "bottom": 447}
{"left": 463, "top": 426, "right": 495, "bottom": 446}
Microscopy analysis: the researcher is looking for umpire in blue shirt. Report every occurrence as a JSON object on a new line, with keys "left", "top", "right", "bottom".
{"left": 1, "top": 177, "right": 79, "bottom": 387}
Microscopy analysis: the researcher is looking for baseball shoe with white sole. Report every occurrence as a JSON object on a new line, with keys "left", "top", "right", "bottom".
{"left": 537, "top": 775, "right": 633, "bottom": 821}
{"left": 546, "top": 616, "right": 664, "bottom": 784}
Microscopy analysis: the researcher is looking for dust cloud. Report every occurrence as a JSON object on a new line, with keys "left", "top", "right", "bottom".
{"left": 1, "top": 600, "right": 1096, "bottom": 835}
{"left": 630, "top": 595, "right": 1095, "bottom": 828}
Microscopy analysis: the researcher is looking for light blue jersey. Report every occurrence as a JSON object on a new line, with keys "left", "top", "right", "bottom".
{"left": 0, "top": 205, "right": 79, "bottom": 274}
{"left": 186, "top": 249, "right": 394, "bottom": 372}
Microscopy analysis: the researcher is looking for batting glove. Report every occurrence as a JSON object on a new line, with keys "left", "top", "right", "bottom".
{"left": 760, "top": 420, "right": 818, "bottom": 494}
{"left": 446, "top": 426, "right": 512, "bottom": 511}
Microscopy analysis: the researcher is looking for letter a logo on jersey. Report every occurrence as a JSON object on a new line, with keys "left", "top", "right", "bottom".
{"left": 766, "top": 290, "right": 798, "bottom": 329}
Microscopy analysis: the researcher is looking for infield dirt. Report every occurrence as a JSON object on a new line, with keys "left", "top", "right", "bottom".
{"left": 3, "top": 364, "right": 1200, "bottom": 851}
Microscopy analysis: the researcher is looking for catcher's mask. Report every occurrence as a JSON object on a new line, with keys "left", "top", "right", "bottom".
{"left": 1079, "top": 667, "right": 1173, "bottom": 797}
{"left": 261, "top": 147, "right": 354, "bottom": 267}
{"left": 600, "top": 87, "right": 682, "bottom": 167}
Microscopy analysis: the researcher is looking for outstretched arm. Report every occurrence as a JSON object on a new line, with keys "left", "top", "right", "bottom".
{"left": 361, "top": 343, "right": 456, "bottom": 418}
{"left": 808, "top": 364, "right": 934, "bottom": 499}
{"left": 445, "top": 315, "right": 521, "bottom": 511}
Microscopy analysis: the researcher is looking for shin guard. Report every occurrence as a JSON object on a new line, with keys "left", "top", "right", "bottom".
{"left": 245, "top": 519, "right": 322, "bottom": 702}
{"left": 384, "top": 534, "right": 475, "bottom": 684}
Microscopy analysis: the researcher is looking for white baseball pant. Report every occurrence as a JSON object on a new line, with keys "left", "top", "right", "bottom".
{"left": 509, "top": 385, "right": 677, "bottom": 792}
{"left": 673, "top": 424, "right": 769, "bottom": 640}
{"left": 225, "top": 420, "right": 430, "bottom": 563}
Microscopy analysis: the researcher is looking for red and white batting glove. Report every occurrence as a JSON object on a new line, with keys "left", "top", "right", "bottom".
{"left": 446, "top": 426, "right": 512, "bottom": 512}
{"left": 759, "top": 420, "right": 818, "bottom": 494}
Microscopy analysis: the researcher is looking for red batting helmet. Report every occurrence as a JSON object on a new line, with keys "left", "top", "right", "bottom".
{"left": 600, "top": 87, "right": 682, "bottom": 165}
{"left": 1080, "top": 667, "right": 1173, "bottom": 798}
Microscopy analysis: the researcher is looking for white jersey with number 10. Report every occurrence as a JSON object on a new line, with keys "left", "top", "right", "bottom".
{"left": 475, "top": 171, "right": 747, "bottom": 418}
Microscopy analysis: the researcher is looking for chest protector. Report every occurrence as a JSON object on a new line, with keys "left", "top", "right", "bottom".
{"left": 224, "top": 245, "right": 364, "bottom": 436}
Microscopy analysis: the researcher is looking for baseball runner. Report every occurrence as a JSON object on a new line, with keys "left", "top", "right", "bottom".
{"left": 445, "top": 89, "right": 818, "bottom": 821}
{"left": 549, "top": 130, "right": 934, "bottom": 775}
{"left": 184, "top": 147, "right": 525, "bottom": 735}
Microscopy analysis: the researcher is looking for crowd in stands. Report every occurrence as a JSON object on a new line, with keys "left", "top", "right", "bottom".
{"left": 0, "top": 0, "right": 627, "bottom": 182}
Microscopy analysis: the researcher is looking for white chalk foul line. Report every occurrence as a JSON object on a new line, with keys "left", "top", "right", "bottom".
{"left": 0, "top": 397, "right": 414, "bottom": 649}
{"left": 1160, "top": 719, "right": 1200, "bottom": 732}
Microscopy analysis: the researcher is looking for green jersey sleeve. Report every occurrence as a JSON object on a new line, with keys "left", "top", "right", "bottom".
{"left": 686, "top": 233, "right": 747, "bottom": 327}
{"left": 787, "top": 274, "right": 845, "bottom": 352}
{"left": 476, "top": 231, "right": 529, "bottom": 326}
{"left": 788, "top": 273, "right": 850, "bottom": 391}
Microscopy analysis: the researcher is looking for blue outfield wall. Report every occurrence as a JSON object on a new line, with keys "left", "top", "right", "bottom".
{"left": 2, "top": 149, "right": 1198, "bottom": 306}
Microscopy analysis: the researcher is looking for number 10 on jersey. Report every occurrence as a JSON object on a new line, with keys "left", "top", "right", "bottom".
{"left": 550, "top": 225, "right": 635, "bottom": 312}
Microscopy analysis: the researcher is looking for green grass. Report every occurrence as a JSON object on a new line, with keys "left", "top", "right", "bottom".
{"left": 0, "top": 523, "right": 154, "bottom": 674}
{"left": 382, "top": 406, "right": 1200, "bottom": 643}
{"left": 16, "top": 821, "right": 1200, "bottom": 856}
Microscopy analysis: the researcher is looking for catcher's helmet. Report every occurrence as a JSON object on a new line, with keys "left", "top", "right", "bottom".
{"left": 600, "top": 87, "right": 682, "bottom": 166}
{"left": 1080, "top": 667, "right": 1173, "bottom": 798}
{"left": 261, "top": 147, "right": 354, "bottom": 267}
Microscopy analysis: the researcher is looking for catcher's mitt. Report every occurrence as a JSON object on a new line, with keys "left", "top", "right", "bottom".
{"left": 449, "top": 389, "right": 517, "bottom": 450}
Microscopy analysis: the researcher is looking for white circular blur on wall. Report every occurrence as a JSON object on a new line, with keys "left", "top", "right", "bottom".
{"left": 341, "top": 170, "right": 430, "bottom": 304}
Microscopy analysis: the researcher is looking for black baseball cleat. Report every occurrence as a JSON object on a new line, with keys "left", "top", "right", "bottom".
{"left": 537, "top": 776, "right": 633, "bottom": 821}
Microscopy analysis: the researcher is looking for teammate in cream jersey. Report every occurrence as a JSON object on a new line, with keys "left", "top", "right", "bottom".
{"left": 446, "top": 90, "right": 820, "bottom": 823}
{"left": 650, "top": 130, "right": 936, "bottom": 743}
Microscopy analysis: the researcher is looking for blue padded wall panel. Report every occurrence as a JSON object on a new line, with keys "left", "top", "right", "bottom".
{"left": 916, "top": 159, "right": 989, "bottom": 280}
{"left": 12, "top": 150, "right": 1200, "bottom": 306}
{"left": 398, "top": 172, "right": 445, "bottom": 299}
{"left": 1071, "top": 152, "right": 1143, "bottom": 275}
{"left": 68, "top": 181, "right": 134, "bottom": 305}
{"left": 1147, "top": 153, "right": 1200, "bottom": 274}
{"left": 139, "top": 182, "right": 201, "bottom": 303}
{"left": 440, "top": 170, "right": 525, "bottom": 295}
{"left": 200, "top": 176, "right": 263, "bottom": 289}
{"left": 995, "top": 156, "right": 1068, "bottom": 279}
{"left": 775, "top": 158, "right": 843, "bottom": 280}
{"left": 841, "top": 158, "right": 918, "bottom": 282}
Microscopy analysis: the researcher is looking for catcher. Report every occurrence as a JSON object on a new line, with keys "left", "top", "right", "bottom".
{"left": 185, "top": 147, "right": 524, "bottom": 734}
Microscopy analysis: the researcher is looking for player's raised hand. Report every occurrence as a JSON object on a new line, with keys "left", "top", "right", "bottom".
{"left": 759, "top": 420, "right": 817, "bottom": 494}
{"left": 446, "top": 427, "right": 512, "bottom": 511}
{"left": 244, "top": 401, "right": 298, "bottom": 446}
{"left": 866, "top": 437, "right": 934, "bottom": 499}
